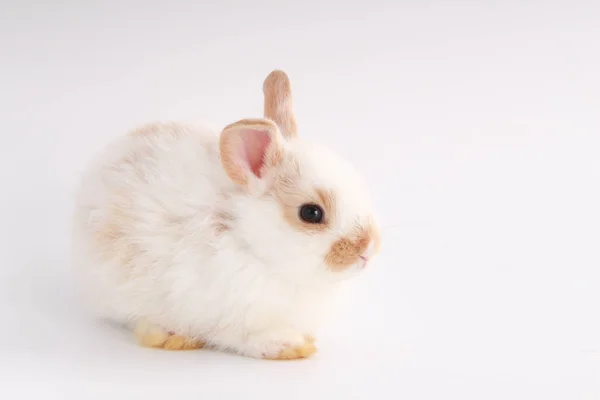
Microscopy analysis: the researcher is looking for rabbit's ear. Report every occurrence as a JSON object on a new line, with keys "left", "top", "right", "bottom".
{"left": 263, "top": 70, "right": 297, "bottom": 139}
{"left": 219, "top": 118, "right": 284, "bottom": 187}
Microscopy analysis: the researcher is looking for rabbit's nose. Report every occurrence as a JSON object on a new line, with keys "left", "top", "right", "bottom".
{"left": 360, "top": 240, "right": 377, "bottom": 261}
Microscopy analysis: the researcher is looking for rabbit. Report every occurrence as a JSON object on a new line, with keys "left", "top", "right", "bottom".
{"left": 71, "top": 70, "right": 381, "bottom": 360}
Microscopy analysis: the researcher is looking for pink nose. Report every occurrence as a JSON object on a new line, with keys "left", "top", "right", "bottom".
{"left": 358, "top": 240, "right": 376, "bottom": 266}
{"left": 361, "top": 240, "right": 376, "bottom": 260}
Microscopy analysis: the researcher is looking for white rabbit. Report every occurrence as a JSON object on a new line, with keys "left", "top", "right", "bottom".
{"left": 72, "top": 70, "right": 381, "bottom": 360}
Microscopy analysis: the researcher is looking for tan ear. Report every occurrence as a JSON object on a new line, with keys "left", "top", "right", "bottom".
{"left": 219, "top": 118, "right": 284, "bottom": 187}
{"left": 263, "top": 70, "right": 298, "bottom": 139}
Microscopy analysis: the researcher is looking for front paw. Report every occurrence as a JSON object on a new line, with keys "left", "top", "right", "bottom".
{"left": 264, "top": 339, "right": 317, "bottom": 360}
{"left": 241, "top": 329, "right": 318, "bottom": 360}
{"left": 134, "top": 320, "right": 204, "bottom": 351}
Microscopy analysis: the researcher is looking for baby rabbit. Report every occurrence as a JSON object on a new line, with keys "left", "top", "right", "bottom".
{"left": 72, "top": 70, "right": 381, "bottom": 360}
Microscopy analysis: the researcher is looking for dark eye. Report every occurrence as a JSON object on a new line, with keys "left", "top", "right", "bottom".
{"left": 299, "top": 203, "right": 324, "bottom": 224}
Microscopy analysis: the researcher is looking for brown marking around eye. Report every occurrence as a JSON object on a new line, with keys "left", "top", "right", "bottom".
{"left": 270, "top": 161, "right": 336, "bottom": 233}
{"left": 315, "top": 188, "right": 336, "bottom": 219}
{"left": 325, "top": 219, "right": 381, "bottom": 271}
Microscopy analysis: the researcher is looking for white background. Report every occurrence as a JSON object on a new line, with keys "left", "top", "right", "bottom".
{"left": 1, "top": 1, "right": 598, "bottom": 398}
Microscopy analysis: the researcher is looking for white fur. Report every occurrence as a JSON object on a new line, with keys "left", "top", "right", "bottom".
{"left": 72, "top": 122, "right": 375, "bottom": 358}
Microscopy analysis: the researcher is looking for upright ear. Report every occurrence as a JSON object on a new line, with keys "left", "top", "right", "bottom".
{"left": 219, "top": 118, "right": 284, "bottom": 187}
{"left": 263, "top": 70, "right": 298, "bottom": 139}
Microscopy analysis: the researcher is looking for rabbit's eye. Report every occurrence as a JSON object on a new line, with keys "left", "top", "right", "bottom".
{"left": 299, "top": 204, "right": 324, "bottom": 224}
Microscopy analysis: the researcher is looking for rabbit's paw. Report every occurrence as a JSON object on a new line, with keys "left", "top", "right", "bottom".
{"left": 246, "top": 329, "right": 317, "bottom": 360}
{"left": 265, "top": 340, "right": 317, "bottom": 360}
{"left": 134, "top": 320, "right": 204, "bottom": 350}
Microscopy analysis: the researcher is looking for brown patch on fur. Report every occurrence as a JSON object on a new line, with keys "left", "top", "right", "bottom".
{"left": 214, "top": 210, "right": 234, "bottom": 220}
{"left": 265, "top": 339, "right": 317, "bottom": 360}
{"left": 263, "top": 70, "right": 298, "bottom": 139}
{"left": 270, "top": 163, "right": 336, "bottom": 233}
{"left": 219, "top": 119, "right": 283, "bottom": 187}
{"left": 213, "top": 223, "right": 229, "bottom": 235}
{"left": 212, "top": 210, "right": 235, "bottom": 235}
{"left": 325, "top": 220, "right": 381, "bottom": 271}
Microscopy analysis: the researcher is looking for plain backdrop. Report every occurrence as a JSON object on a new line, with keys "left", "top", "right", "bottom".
{"left": 1, "top": 1, "right": 598, "bottom": 399}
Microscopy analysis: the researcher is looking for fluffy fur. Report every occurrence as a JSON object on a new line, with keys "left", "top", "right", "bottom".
{"left": 71, "top": 70, "right": 381, "bottom": 359}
